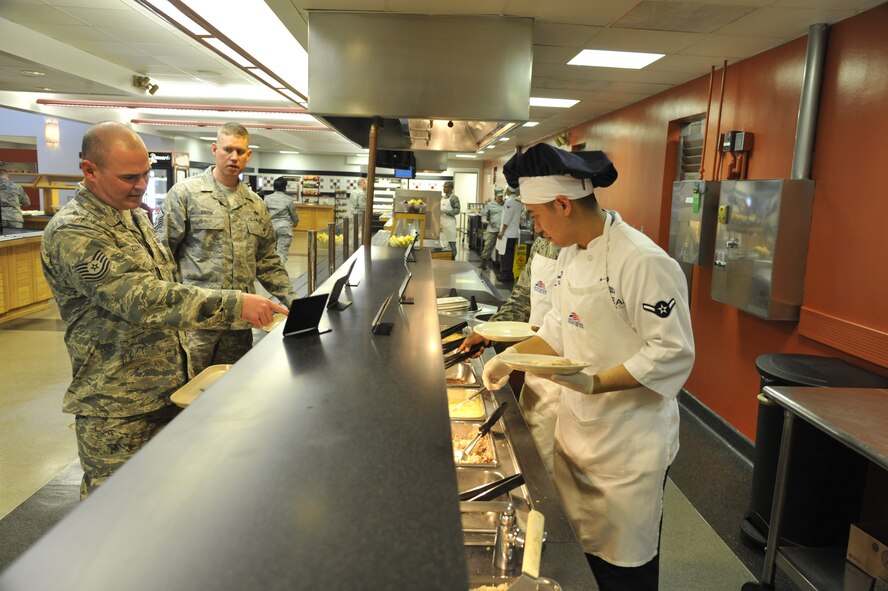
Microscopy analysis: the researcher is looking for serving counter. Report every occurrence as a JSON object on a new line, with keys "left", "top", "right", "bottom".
{"left": 0, "top": 230, "right": 51, "bottom": 324}
{"left": 0, "top": 245, "right": 595, "bottom": 590}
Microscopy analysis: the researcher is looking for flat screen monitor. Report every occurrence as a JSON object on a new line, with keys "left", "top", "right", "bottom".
{"left": 394, "top": 167, "right": 414, "bottom": 179}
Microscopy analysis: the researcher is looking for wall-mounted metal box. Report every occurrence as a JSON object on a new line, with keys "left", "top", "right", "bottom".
{"left": 711, "top": 179, "right": 815, "bottom": 320}
{"left": 668, "top": 180, "right": 720, "bottom": 266}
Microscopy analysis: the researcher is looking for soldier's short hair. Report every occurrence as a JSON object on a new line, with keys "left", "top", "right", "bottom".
{"left": 81, "top": 122, "right": 144, "bottom": 167}
{"left": 217, "top": 122, "right": 250, "bottom": 142}
{"left": 273, "top": 177, "right": 288, "bottom": 192}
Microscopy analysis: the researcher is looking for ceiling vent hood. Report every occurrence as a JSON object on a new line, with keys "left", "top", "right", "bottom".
{"left": 307, "top": 12, "right": 532, "bottom": 153}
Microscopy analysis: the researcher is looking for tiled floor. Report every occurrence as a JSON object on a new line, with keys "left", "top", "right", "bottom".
{"left": 0, "top": 235, "right": 798, "bottom": 589}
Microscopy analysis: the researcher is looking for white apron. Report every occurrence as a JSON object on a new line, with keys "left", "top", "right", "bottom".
{"left": 552, "top": 217, "right": 679, "bottom": 567}
{"left": 519, "top": 253, "right": 561, "bottom": 475}
{"left": 440, "top": 197, "right": 457, "bottom": 243}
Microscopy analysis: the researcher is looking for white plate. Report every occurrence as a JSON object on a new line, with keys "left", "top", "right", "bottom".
{"left": 473, "top": 321, "right": 535, "bottom": 343}
{"left": 498, "top": 353, "right": 589, "bottom": 376}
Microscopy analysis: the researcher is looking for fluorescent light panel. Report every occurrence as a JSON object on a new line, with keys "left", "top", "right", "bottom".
{"left": 568, "top": 49, "right": 664, "bottom": 69}
{"left": 523, "top": 121, "right": 539, "bottom": 127}
{"left": 454, "top": 154, "right": 476, "bottom": 159}
{"left": 530, "top": 97, "right": 579, "bottom": 108}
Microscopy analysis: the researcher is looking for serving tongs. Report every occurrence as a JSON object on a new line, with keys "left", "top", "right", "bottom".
{"left": 444, "top": 342, "right": 486, "bottom": 368}
{"left": 458, "top": 473, "right": 525, "bottom": 502}
{"left": 442, "top": 338, "right": 464, "bottom": 354}
{"left": 456, "top": 401, "right": 508, "bottom": 462}
{"left": 441, "top": 320, "right": 468, "bottom": 340}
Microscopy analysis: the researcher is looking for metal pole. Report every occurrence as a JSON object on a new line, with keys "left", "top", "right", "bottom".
{"left": 307, "top": 229, "right": 318, "bottom": 295}
{"left": 791, "top": 23, "right": 829, "bottom": 180}
{"left": 759, "top": 411, "right": 795, "bottom": 587}
{"left": 327, "top": 221, "right": 336, "bottom": 276}
{"left": 342, "top": 216, "right": 350, "bottom": 260}
{"left": 700, "top": 66, "right": 715, "bottom": 180}
{"left": 364, "top": 121, "right": 379, "bottom": 247}
{"left": 353, "top": 213, "right": 361, "bottom": 252}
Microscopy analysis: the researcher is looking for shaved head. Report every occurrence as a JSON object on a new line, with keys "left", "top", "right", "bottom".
{"left": 81, "top": 122, "right": 146, "bottom": 168}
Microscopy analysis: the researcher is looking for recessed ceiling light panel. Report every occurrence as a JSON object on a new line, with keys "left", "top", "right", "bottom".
{"left": 530, "top": 97, "right": 579, "bottom": 108}
{"left": 568, "top": 49, "right": 664, "bottom": 69}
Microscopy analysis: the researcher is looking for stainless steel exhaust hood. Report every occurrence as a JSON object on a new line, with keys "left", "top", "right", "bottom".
{"left": 307, "top": 12, "right": 532, "bottom": 153}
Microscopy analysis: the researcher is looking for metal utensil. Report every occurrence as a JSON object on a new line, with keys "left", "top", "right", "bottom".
{"left": 509, "top": 510, "right": 545, "bottom": 590}
{"left": 459, "top": 473, "right": 525, "bottom": 502}
{"left": 440, "top": 320, "right": 468, "bottom": 339}
{"left": 457, "top": 401, "right": 508, "bottom": 462}
{"left": 444, "top": 342, "right": 485, "bottom": 368}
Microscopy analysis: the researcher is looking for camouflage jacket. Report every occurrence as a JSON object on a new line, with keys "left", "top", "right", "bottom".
{"left": 491, "top": 237, "right": 560, "bottom": 322}
{"left": 41, "top": 184, "right": 243, "bottom": 417}
{"left": 0, "top": 178, "right": 30, "bottom": 227}
{"left": 264, "top": 191, "right": 299, "bottom": 233}
{"left": 155, "top": 167, "right": 295, "bottom": 329}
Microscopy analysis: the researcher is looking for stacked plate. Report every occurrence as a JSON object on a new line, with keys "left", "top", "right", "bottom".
{"left": 437, "top": 296, "right": 470, "bottom": 312}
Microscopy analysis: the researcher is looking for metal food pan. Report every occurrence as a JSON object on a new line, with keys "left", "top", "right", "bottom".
{"left": 451, "top": 421, "right": 498, "bottom": 468}
{"left": 446, "top": 361, "right": 479, "bottom": 386}
{"left": 468, "top": 576, "right": 562, "bottom": 591}
{"left": 447, "top": 387, "right": 488, "bottom": 421}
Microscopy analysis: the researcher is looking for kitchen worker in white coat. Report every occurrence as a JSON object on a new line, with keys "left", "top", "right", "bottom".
{"left": 440, "top": 181, "right": 460, "bottom": 259}
{"left": 495, "top": 184, "right": 522, "bottom": 282}
{"left": 482, "top": 144, "right": 695, "bottom": 591}
{"left": 457, "top": 234, "right": 561, "bottom": 473}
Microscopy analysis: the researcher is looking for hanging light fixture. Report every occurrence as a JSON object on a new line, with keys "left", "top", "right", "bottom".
{"left": 44, "top": 119, "right": 60, "bottom": 147}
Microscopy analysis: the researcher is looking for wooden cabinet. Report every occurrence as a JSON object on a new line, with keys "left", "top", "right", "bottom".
{"left": 0, "top": 235, "right": 52, "bottom": 323}
{"left": 294, "top": 204, "right": 335, "bottom": 232}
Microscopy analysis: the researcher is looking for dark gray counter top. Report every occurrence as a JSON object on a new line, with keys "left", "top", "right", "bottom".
{"left": 0, "top": 228, "right": 43, "bottom": 242}
{"left": 0, "top": 246, "right": 468, "bottom": 590}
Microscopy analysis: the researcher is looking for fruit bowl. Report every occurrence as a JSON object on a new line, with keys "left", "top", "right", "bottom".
{"left": 404, "top": 200, "right": 426, "bottom": 213}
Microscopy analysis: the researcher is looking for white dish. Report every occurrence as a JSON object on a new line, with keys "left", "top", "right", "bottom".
{"left": 498, "top": 353, "right": 589, "bottom": 376}
{"left": 473, "top": 321, "right": 535, "bottom": 343}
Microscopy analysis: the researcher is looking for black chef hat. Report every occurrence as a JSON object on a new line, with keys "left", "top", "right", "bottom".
{"left": 504, "top": 143, "right": 618, "bottom": 204}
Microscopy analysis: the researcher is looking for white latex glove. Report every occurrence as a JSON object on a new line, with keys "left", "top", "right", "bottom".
{"left": 482, "top": 346, "right": 518, "bottom": 391}
{"left": 548, "top": 371, "right": 599, "bottom": 395}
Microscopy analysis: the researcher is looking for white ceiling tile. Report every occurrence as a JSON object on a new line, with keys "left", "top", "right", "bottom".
{"left": 0, "top": 5, "right": 73, "bottom": 25}
{"left": 679, "top": 34, "right": 790, "bottom": 59}
{"left": 385, "top": 0, "right": 509, "bottom": 13}
{"left": 717, "top": 7, "right": 861, "bottom": 37}
{"left": 51, "top": 7, "right": 136, "bottom": 28}
{"left": 613, "top": 1, "right": 758, "bottom": 33}
{"left": 533, "top": 22, "right": 601, "bottom": 46}
{"left": 532, "top": 45, "right": 579, "bottom": 65}
{"left": 771, "top": 0, "right": 881, "bottom": 9}
{"left": 585, "top": 27, "right": 706, "bottom": 53}
{"left": 507, "top": 0, "right": 640, "bottom": 26}
{"left": 646, "top": 54, "right": 739, "bottom": 73}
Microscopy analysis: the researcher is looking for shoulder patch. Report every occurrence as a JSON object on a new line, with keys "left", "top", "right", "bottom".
{"left": 642, "top": 298, "right": 676, "bottom": 318}
{"left": 74, "top": 251, "right": 111, "bottom": 282}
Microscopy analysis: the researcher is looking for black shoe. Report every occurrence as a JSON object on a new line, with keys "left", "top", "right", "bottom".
{"left": 479, "top": 263, "right": 487, "bottom": 270}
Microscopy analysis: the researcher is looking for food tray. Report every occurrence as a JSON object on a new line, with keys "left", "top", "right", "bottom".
{"left": 447, "top": 387, "right": 487, "bottom": 420}
{"left": 170, "top": 364, "right": 232, "bottom": 408}
{"left": 469, "top": 577, "right": 561, "bottom": 591}
{"left": 451, "top": 421, "right": 498, "bottom": 468}
{"left": 445, "top": 361, "right": 479, "bottom": 386}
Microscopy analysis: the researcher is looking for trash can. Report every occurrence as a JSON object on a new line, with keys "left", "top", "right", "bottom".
{"left": 741, "top": 354, "right": 888, "bottom": 549}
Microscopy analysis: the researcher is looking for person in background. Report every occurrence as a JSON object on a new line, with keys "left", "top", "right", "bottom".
{"left": 458, "top": 234, "right": 561, "bottom": 472}
{"left": 482, "top": 143, "right": 694, "bottom": 591}
{"left": 41, "top": 122, "right": 287, "bottom": 498}
{"left": 155, "top": 122, "right": 296, "bottom": 376}
{"left": 0, "top": 165, "right": 31, "bottom": 229}
{"left": 495, "top": 183, "right": 522, "bottom": 282}
{"left": 348, "top": 177, "right": 367, "bottom": 218}
{"left": 479, "top": 187, "right": 504, "bottom": 271}
{"left": 264, "top": 176, "right": 300, "bottom": 266}
{"left": 440, "top": 180, "right": 460, "bottom": 259}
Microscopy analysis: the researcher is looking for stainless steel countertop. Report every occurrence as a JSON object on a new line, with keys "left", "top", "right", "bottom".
{"left": 762, "top": 386, "right": 888, "bottom": 470}
{"left": 0, "top": 229, "right": 43, "bottom": 242}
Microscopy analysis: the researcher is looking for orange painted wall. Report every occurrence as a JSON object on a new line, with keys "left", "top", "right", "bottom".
{"left": 507, "top": 5, "right": 888, "bottom": 440}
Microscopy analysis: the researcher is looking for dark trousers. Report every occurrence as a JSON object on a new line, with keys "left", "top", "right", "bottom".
{"left": 498, "top": 237, "right": 517, "bottom": 281}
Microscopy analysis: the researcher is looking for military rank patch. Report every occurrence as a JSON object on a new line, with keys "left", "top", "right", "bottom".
{"left": 642, "top": 298, "right": 676, "bottom": 318}
{"left": 74, "top": 250, "right": 111, "bottom": 282}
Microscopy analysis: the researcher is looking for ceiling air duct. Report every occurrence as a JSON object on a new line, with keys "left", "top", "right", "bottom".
{"left": 307, "top": 12, "right": 532, "bottom": 152}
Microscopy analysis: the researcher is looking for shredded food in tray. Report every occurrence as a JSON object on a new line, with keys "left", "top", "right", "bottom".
{"left": 452, "top": 430, "right": 494, "bottom": 464}
{"left": 471, "top": 584, "right": 510, "bottom": 591}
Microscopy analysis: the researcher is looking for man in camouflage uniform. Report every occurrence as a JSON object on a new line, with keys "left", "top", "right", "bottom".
{"left": 479, "top": 187, "right": 504, "bottom": 271}
{"left": 263, "top": 176, "right": 300, "bottom": 266}
{"left": 0, "top": 166, "right": 31, "bottom": 229}
{"left": 155, "top": 122, "right": 296, "bottom": 376}
{"left": 41, "top": 122, "right": 288, "bottom": 498}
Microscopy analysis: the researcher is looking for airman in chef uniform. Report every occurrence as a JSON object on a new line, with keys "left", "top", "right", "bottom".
{"left": 440, "top": 181, "right": 460, "bottom": 259}
{"left": 482, "top": 144, "right": 695, "bottom": 591}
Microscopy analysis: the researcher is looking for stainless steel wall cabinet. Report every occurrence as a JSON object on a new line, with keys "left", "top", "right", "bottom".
{"left": 711, "top": 179, "right": 814, "bottom": 320}
{"left": 669, "top": 180, "right": 721, "bottom": 266}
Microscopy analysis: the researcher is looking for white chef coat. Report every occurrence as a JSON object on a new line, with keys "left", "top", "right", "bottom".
{"left": 536, "top": 210, "right": 695, "bottom": 566}
{"left": 519, "top": 250, "right": 561, "bottom": 474}
{"left": 495, "top": 195, "right": 521, "bottom": 255}
{"left": 440, "top": 193, "right": 459, "bottom": 243}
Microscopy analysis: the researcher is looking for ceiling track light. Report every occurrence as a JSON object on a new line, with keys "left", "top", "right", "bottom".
{"left": 130, "top": 119, "right": 332, "bottom": 131}
{"left": 133, "top": 75, "right": 160, "bottom": 95}
{"left": 134, "top": 0, "right": 307, "bottom": 105}
{"left": 35, "top": 98, "right": 309, "bottom": 114}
